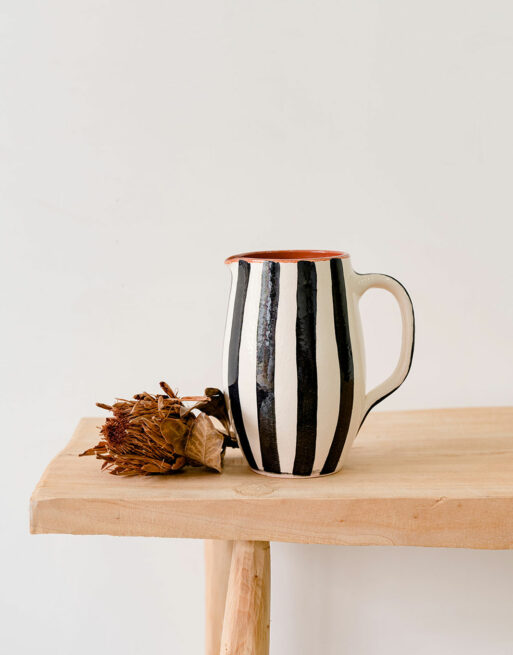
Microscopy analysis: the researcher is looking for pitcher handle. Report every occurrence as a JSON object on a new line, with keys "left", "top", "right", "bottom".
{"left": 355, "top": 272, "right": 415, "bottom": 426}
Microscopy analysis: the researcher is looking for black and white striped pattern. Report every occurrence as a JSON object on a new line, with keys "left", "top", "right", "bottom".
{"left": 224, "top": 258, "right": 356, "bottom": 476}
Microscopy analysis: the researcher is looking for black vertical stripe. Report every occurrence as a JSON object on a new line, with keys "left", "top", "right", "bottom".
{"left": 293, "top": 261, "right": 318, "bottom": 476}
{"left": 228, "top": 261, "right": 258, "bottom": 470}
{"left": 256, "top": 262, "right": 281, "bottom": 473}
{"left": 321, "top": 259, "right": 355, "bottom": 474}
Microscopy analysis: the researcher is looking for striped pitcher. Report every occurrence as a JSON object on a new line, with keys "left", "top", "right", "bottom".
{"left": 223, "top": 250, "right": 415, "bottom": 478}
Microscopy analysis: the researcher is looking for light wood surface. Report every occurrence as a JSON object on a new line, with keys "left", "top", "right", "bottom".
{"left": 30, "top": 407, "right": 513, "bottom": 548}
{"left": 205, "top": 540, "right": 233, "bottom": 655}
{"left": 220, "top": 541, "right": 270, "bottom": 655}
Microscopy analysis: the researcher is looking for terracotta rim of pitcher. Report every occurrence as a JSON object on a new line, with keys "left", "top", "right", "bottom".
{"left": 225, "top": 249, "right": 350, "bottom": 264}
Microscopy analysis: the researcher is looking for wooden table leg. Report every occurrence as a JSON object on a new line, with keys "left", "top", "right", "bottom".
{"left": 219, "top": 540, "right": 270, "bottom": 655}
{"left": 205, "top": 540, "right": 234, "bottom": 655}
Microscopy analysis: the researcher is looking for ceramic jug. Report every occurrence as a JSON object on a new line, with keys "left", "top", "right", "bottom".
{"left": 222, "top": 250, "right": 414, "bottom": 477}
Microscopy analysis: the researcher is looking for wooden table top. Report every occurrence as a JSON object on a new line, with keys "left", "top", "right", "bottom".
{"left": 30, "top": 407, "right": 513, "bottom": 549}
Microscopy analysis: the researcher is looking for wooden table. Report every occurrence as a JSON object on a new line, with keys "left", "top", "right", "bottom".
{"left": 30, "top": 407, "right": 513, "bottom": 654}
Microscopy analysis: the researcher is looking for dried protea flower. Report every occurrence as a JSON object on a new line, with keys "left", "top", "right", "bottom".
{"left": 79, "top": 382, "right": 234, "bottom": 476}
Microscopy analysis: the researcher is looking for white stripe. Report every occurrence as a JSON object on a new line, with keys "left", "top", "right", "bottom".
{"left": 336, "top": 258, "right": 360, "bottom": 469}
{"left": 312, "top": 260, "right": 341, "bottom": 473}
{"left": 222, "top": 262, "right": 238, "bottom": 418}
{"left": 273, "top": 263, "right": 298, "bottom": 474}
{"left": 237, "top": 262, "right": 263, "bottom": 470}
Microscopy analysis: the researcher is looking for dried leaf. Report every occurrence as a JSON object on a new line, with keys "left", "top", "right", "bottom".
{"left": 171, "top": 456, "right": 187, "bottom": 470}
{"left": 141, "top": 461, "right": 173, "bottom": 473}
{"left": 160, "top": 417, "right": 189, "bottom": 455}
{"left": 185, "top": 413, "right": 224, "bottom": 472}
{"left": 179, "top": 404, "right": 191, "bottom": 418}
{"left": 193, "top": 388, "right": 235, "bottom": 441}
{"left": 159, "top": 381, "right": 177, "bottom": 398}
{"left": 79, "top": 447, "right": 98, "bottom": 457}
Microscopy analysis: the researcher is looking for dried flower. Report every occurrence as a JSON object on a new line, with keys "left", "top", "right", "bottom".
{"left": 79, "top": 382, "right": 235, "bottom": 475}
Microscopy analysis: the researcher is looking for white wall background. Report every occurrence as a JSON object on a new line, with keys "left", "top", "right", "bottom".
{"left": 2, "top": 1, "right": 513, "bottom": 653}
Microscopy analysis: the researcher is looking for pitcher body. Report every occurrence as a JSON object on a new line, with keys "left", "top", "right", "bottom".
{"left": 222, "top": 250, "right": 414, "bottom": 477}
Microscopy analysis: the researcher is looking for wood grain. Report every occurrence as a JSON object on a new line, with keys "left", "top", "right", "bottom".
{"left": 205, "top": 540, "right": 233, "bottom": 655}
{"left": 30, "top": 407, "right": 513, "bottom": 548}
{"left": 220, "top": 541, "right": 270, "bottom": 655}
